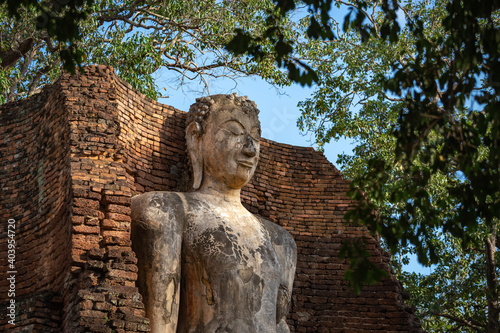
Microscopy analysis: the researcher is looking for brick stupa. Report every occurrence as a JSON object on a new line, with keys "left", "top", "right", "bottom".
{"left": 0, "top": 65, "right": 422, "bottom": 332}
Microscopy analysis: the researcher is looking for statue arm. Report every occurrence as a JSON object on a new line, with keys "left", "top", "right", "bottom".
{"left": 258, "top": 217, "right": 297, "bottom": 332}
{"left": 131, "top": 192, "right": 185, "bottom": 333}
{"left": 275, "top": 230, "right": 297, "bottom": 333}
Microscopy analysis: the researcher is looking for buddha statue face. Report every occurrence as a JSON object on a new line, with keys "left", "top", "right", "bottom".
{"left": 186, "top": 94, "right": 261, "bottom": 191}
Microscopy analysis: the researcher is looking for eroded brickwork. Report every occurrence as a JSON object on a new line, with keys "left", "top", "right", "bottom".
{"left": 0, "top": 65, "right": 421, "bottom": 332}
{"left": 0, "top": 86, "right": 72, "bottom": 332}
{"left": 61, "top": 67, "right": 150, "bottom": 333}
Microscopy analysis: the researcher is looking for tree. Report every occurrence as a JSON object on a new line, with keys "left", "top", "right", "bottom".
{"left": 0, "top": 0, "right": 293, "bottom": 103}
{"left": 294, "top": 0, "right": 499, "bottom": 331}
{"left": 399, "top": 229, "right": 492, "bottom": 332}
{"left": 0, "top": 0, "right": 93, "bottom": 76}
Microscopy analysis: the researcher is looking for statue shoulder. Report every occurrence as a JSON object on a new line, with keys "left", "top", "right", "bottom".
{"left": 256, "top": 215, "right": 297, "bottom": 254}
{"left": 131, "top": 191, "right": 188, "bottom": 230}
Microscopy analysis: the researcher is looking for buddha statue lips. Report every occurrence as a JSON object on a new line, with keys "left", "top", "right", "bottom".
{"left": 237, "top": 160, "right": 254, "bottom": 168}
{"left": 131, "top": 93, "right": 297, "bottom": 333}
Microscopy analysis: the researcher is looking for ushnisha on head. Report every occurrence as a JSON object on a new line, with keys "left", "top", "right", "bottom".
{"left": 186, "top": 93, "right": 262, "bottom": 191}
{"left": 186, "top": 93, "right": 260, "bottom": 133}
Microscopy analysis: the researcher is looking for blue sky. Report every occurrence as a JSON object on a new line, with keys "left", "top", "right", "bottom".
{"left": 157, "top": 73, "right": 353, "bottom": 169}
{"left": 152, "top": 2, "right": 355, "bottom": 169}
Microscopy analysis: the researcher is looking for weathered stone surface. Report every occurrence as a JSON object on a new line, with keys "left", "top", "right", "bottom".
{"left": 131, "top": 94, "right": 297, "bottom": 332}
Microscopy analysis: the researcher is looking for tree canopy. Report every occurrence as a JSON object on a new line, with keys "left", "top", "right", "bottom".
{"left": 0, "top": 0, "right": 294, "bottom": 103}
{"left": 290, "top": 0, "right": 500, "bottom": 331}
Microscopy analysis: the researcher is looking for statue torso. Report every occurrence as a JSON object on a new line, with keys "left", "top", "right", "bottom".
{"left": 177, "top": 192, "right": 281, "bottom": 333}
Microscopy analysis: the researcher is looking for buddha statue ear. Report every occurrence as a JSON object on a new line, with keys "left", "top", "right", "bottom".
{"left": 186, "top": 122, "right": 203, "bottom": 189}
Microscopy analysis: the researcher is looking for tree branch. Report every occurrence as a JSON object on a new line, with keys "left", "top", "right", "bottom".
{"left": 27, "top": 58, "right": 59, "bottom": 97}
{"left": 6, "top": 43, "right": 37, "bottom": 102}
{"left": 0, "top": 37, "right": 34, "bottom": 70}
{"left": 485, "top": 223, "right": 499, "bottom": 332}
{"left": 430, "top": 311, "right": 485, "bottom": 331}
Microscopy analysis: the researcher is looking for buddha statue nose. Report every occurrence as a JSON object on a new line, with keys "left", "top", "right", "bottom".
{"left": 242, "top": 134, "right": 257, "bottom": 157}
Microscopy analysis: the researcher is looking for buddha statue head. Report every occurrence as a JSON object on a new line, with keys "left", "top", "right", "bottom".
{"left": 186, "top": 93, "right": 261, "bottom": 192}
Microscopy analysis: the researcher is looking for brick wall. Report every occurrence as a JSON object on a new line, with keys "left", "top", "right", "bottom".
{"left": 0, "top": 65, "right": 421, "bottom": 332}
{"left": 60, "top": 66, "right": 150, "bottom": 333}
{"left": 242, "top": 141, "right": 421, "bottom": 332}
{"left": 0, "top": 86, "right": 72, "bottom": 332}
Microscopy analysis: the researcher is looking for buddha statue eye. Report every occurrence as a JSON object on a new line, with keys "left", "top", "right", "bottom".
{"left": 222, "top": 121, "right": 245, "bottom": 136}
{"left": 250, "top": 127, "right": 261, "bottom": 141}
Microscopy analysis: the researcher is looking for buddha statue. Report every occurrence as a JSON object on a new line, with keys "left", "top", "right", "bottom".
{"left": 131, "top": 93, "right": 297, "bottom": 332}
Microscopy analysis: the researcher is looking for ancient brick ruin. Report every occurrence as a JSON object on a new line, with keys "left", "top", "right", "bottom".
{"left": 0, "top": 65, "right": 422, "bottom": 332}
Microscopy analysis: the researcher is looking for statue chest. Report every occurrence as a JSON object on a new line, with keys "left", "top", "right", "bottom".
{"left": 182, "top": 204, "right": 280, "bottom": 277}
{"left": 177, "top": 196, "right": 283, "bottom": 332}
